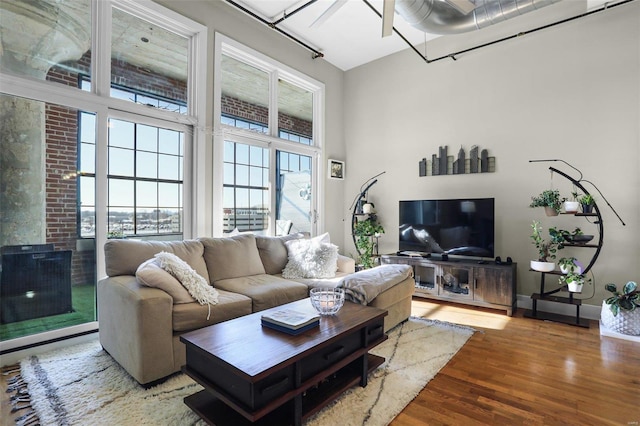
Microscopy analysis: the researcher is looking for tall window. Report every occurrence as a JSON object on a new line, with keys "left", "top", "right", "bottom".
{"left": 107, "top": 118, "right": 184, "bottom": 238}
{"left": 216, "top": 36, "right": 323, "bottom": 236}
{"left": 0, "top": 0, "right": 205, "bottom": 348}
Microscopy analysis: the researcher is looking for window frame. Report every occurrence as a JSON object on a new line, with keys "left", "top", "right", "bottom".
{"left": 213, "top": 34, "right": 325, "bottom": 237}
{"left": 0, "top": 0, "right": 206, "bottom": 351}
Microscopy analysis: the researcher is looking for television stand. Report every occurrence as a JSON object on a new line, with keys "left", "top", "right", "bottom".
{"left": 382, "top": 254, "right": 517, "bottom": 316}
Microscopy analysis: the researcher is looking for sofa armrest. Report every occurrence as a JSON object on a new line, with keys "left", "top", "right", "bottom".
{"left": 337, "top": 254, "right": 356, "bottom": 274}
{"left": 97, "top": 275, "right": 175, "bottom": 385}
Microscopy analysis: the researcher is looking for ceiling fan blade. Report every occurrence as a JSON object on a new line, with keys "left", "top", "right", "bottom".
{"left": 444, "top": 0, "right": 476, "bottom": 15}
{"left": 382, "top": 0, "right": 396, "bottom": 37}
{"left": 310, "top": 0, "right": 348, "bottom": 28}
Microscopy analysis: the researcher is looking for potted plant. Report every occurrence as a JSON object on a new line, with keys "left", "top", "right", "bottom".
{"left": 578, "top": 194, "right": 595, "bottom": 214}
{"left": 530, "top": 221, "right": 565, "bottom": 272}
{"left": 563, "top": 190, "right": 580, "bottom": 214}
{"left": 529, "top": 189, "right": 564, "bottom": 216}
{"left": 601, "top": 281, "right": 640, "bottom": 335}
{"left": 558, "top": 272, "right": 590, "bottom": 293}
{"left": 558, "top": 256, "right": 582, "bottom": 274}
{"left": 353, "top": 217, "right": 384, "bottom": 270}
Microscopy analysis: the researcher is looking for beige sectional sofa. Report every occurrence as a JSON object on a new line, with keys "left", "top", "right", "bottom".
{"left": 97, "top": 233, "right": 414, "bottom": 385}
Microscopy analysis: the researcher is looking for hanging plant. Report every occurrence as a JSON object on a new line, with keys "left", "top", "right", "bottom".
{"left": 529, "top": 189, "right": 565, "bottom": 216}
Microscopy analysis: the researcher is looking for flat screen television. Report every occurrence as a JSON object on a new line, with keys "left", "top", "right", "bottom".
{"left": 399, "top": 198, "right": 495, "bottom": 259}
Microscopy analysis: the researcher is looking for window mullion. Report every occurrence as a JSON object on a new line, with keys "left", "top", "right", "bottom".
{"left": 269, "top": 70, "right": 279, "bottom": 138}
{"left": 93, "top": 0, "right": 111, "bottom": 97}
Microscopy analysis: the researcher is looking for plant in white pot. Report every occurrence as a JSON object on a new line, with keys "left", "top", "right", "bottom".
{"left": 530, "top": 221, "right": 565, "bottom": 272}
{"left": 563, "top": 190, "right": 580, "bottom": 214}
{"left": 601, "top": 281, "right": 640, "bottom": 335}
{"left": 559, "top": 272, "right": 590, "bottom": 293}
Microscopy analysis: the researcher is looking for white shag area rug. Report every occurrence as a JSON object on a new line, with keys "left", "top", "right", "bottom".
{"left": 17, "top": 317, "right": 474, "bottom": 426}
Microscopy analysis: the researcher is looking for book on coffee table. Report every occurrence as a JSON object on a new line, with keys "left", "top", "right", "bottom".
{"left": 261, "top": 309, "right": 320, "bottom": 330}
{"left": 261, "top": 319, "right": 319, "bottom": 335}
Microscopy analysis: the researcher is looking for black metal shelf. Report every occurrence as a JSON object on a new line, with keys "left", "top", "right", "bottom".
{"left": 528, "top": 166, "right": 604, "bottom": 328}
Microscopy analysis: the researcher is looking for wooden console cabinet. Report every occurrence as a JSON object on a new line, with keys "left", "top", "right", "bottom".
{"left": 381, "top": 255, "right": 517, "bottom": 316}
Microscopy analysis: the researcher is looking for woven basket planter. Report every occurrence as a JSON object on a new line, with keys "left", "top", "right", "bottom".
{"left": 601, "top": 301, "right": 640, "bottom": 336}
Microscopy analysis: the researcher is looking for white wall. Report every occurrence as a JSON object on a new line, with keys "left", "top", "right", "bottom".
{"left": 343, "top": 1, "right": 640, "bottom": 308}
{"left": 155, "top": 0, "right": 347, "bottom": 242}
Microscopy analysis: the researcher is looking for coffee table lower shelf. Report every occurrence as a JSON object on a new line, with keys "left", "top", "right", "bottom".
{"left": 184, "top": 353, "right": 385, "bottom": 426}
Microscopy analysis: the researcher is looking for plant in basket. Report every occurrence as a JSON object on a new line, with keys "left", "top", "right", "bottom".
{"left": 529, "top": 189, "right": 565, "bottom": 216}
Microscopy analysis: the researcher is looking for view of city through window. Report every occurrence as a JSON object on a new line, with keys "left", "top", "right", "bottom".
{"left": 79, "top": 87, "right": 186, "bottom": 239}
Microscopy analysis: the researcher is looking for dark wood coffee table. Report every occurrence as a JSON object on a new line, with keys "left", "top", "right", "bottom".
{"left": 180, "top": 298, "right": 388, "bottom": 426}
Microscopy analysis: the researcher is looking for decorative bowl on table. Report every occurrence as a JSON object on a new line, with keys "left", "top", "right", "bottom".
{"left": 310, "top": 288, "right": 345, "bottom": 315}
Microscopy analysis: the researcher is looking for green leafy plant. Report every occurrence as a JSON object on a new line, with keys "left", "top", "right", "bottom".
{"left": 558, "top": 256, "right": 579, "bottom": 272}
{"left": 605, "top": 281, "right": 640, "bottom": 316}
{"left": 578, "top": 194, "right": 595, "bottom": 206}
{"left": 555, "top": 227, "right": 583, "bottom": 242}
{"left": 530, "top": 221, "right": 565, "bottom": 262}
{"left": 559, "top": 272, "right": 591, "bottom": 288}
{"left": 529, "top": 189, "right": 565, "bottom": 214}
{"left": 353, "top": 218, "right": 384, "bottom": 269}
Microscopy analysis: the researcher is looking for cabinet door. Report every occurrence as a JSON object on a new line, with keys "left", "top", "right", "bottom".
{"left": 474, "top": 267, "right": 512, "bottom": 306}
{"left": 439, "top": 266, "right": 473, "bottom": 301}
{"left": 414, "top": 263, "right": 438, "bottom": 295}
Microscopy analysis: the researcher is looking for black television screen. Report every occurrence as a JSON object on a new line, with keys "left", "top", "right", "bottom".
{"left": 399, "top": 198, "right": 495, "bottom": 258}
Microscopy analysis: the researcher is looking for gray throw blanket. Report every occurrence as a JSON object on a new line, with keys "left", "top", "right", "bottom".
{"left": 337, "top": 264, "right": 413, "bottom": 305}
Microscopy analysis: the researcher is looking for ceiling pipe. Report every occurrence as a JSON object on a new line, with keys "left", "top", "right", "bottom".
{"left": 395, "top": 0, "right": 562, "bottom": 34}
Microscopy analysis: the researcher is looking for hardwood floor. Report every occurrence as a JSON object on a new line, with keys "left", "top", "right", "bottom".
{"left": 394, "top": 299, "right": 640, "bottom": 426}
{"left": 2, "top": 298, "right": 639, "bottom": 425}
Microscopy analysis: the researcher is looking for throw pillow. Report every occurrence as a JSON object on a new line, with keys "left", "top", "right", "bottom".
{"left": 255, "top": 233, "right": 304, "bottom": 275}
{"left": 154, "top": 252, "right": 219, "bottom": 311}
{"left": 135, "top": 258, "right": 196, "bottom": 304}
{"left": 282, "top": 238, "right": 338, "bottom": 279}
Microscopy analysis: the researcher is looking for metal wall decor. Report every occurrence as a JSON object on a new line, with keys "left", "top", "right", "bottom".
{"left": 419, "top": 145, "right": 495, "bottom": 177}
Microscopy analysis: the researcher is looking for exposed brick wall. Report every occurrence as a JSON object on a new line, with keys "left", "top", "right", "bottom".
{"left": 44, "top": 103, "right": 85, "bottom": 284}
{"left": 220, "top": 95, "right": 312, "bottom": 137}
{"left": 112, "top": 58, "right": 186, "bottom": 103}
{"left": 221, "top": 95, "right": 268, "bottom": 126}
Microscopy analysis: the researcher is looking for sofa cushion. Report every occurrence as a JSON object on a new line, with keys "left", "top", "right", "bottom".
{"left": 282, "top": 238, "right": 338, "bottom": 279}
{"left": 104, "top": 239, "right": 209, "bottom": 284}
{"left": 135, "top": 258, "right": 195, "bottom": 304}
{"left": 255, "top": 233, "right": 304, "bottom": 275}
{"left": 214, "top": 274, "right": 309, "bottom": 312}
{"left": 172, "top": 290, "right": 252, "bottom": 332}
{"left": 200, "top": 234, "right": 266, "bottom": 282}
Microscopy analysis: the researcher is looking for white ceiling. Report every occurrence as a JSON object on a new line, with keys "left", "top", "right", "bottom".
{"left": 227, "top": 0, "right": 616, "bottom": 71}
{"left": 229, "top": 0, "right": 439, "bottom": 70}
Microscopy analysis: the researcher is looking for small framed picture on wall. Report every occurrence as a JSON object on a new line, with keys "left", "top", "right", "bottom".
{"left": 328, "top": 159, "right": 345, "bottom": 180}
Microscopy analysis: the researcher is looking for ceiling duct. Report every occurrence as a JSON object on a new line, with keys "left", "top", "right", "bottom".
{"left": 395, "top": 0, "right": 562, "bottom": 34}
